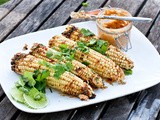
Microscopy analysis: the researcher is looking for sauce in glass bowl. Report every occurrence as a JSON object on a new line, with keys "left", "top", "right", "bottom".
{"left": 96, "top": 8, "right": 132, "bottom": 51}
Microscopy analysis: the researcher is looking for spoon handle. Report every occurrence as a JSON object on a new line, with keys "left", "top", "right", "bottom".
{"left": 93, "top": 15, "right": 152, "bottom": 22}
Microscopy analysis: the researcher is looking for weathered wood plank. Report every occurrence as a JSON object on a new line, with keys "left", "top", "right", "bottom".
{"left": 148, "top": 14, "right": 160, "bottom": 49}
{"left": 6, "top": 0, "right": 64, "bottom": 39}
{"left": 134, "top": 0, "right": 160, "bottom": 35}
{"left": 16, "top": 110, "right": 73, "bottom": 120}
{"left": 0, "top": 0, "right": 42, "bottom": 42}
{"left": 38, "top": 110, "right": 73, "bottom": 120}
{"left": 0, "top": 0, "right": 22, "bottom": 20}
{"left": 39, "top": 0, "right": 84, "bottom": 30}
{"left": 0, "top": 97, "right": 18, "bottom": 120}
{"left": 16, "top": 112, "right": 43, "bottom": 120}
{"left": 100, "top": 93, "right": 140, "bottom": 120}
{"left": 71, "top": 103, "right": 106, "bottom": 120}
{"left": 105, "top": 0, "right": 145, "bottom": 16}
{"left": 128, "top": 83, "right": 160, "bottom": 120}
{"left": 68, "top": 0, "right": 107, "bottom": 24}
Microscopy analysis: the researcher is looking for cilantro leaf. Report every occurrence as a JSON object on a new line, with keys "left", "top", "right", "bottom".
{"left": 23, "top": 71, "right": 36, "bottom": 87}
{"left": 33, "top": 70, "right": 49, "bottom": 93}
{"left": 82, "top": 61, "right": 90, "bottom": 66}
{"left": 88, "top": 39, "right": 108, "bottom": 54}
{"left": 53, "top": 63, "right": 66, "bottom": 79}
{"left": 65, "top": 62, "right": 73, "bottom": 71}
{"left": 80, "top": 28, "right": 95, "bottom": 36}
{"left": 53, "top": 52, "right": 63, "bottom": 61}
{"left": 46, "top": 50, "right": 53, "bottom": 58}
{"left": 82, "top": 2, "right": 89, "bottom": 7}
{"left": 87, "top": 39, "right": 97, "bottom": 46}
{"left": 59, "top": 44, "right": 75, "bottom": 61}
{"left": 77, "top": 41, "right": 89, "bottom": 53}
{"left": 124, "top": 69, "right": 133, "bottom": 75}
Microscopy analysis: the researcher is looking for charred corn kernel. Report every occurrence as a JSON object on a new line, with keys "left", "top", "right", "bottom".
{"left": 11, "top": 53, "right": 95, "bottom": 100}
{"left": 106, "top": 45, "right": 134, "bottom": 70}
{"left": 49, "top": 35, "right": 125, "bottom": 84}
{"left": 30, "top": 43, "right": 105, "bottom": 88}
{"left": 62, "top": 25, "right": 134, "bottom": 70}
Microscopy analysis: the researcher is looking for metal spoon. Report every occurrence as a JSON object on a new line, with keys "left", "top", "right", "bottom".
{"left": 90, "top": 15, "right": 152, "bottom": 22}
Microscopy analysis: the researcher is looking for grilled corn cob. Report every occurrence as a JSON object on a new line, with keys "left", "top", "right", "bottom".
{"left": 30, "top": 43, "right": 105, "bottom": 88}
{"left": 49, "top": 35, "right": 125, "bottom": 84}
{"left": 11, "top": 53, "right": 95, "bottom": 100}
{"left": 62, "top": 25, "right": 134, "bottom": 70}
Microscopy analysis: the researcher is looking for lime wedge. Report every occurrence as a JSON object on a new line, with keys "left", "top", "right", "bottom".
{"left": 23, "top": 93, "right": 48, "bottom": 109}
{"left": 10, "top": 87, "right": 25, "bottom": 103}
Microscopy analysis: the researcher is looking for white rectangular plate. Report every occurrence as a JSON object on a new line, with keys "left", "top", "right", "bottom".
{"left": 0, "top": 21, "right": 160, "bottom": 113}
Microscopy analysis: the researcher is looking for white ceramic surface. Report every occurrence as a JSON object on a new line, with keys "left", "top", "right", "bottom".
{"left": 0, "top": 21, "right": 160, "bottom": 113}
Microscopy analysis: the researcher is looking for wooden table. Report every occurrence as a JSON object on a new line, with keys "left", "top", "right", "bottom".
{"left": 0, "top": 0, "right": 160, "bottom": 120}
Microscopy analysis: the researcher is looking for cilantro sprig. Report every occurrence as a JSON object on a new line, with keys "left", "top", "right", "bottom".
{"left": 87, "top": 39, "right": 109, "bottom": 54}
{"left": 59, "top": 44, "right": 75, "bottom": 61}
{"left": 82, "top": 2, "right": 89, "bottom": 7}
{"left": 76, "top": 41, "right": 89, "bottom": 53}
{"left": 39, "top": 60, "right": 73, "bottom": 79}
{"left": 82, "top": 61, "right": 90, "bottom": 66}
{"left": 124, "top": 69, "right": 133, "bottom": 75}
{"left": 16, "top": 70, "right": 50, "bottom": 94}
{"left": 80, "top": 28, "right": 95, "bottom": 37}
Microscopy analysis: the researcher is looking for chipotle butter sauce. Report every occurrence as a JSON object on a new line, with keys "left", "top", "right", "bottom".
{"left": 96, "top": 8, "right": 132, "bottom": 47}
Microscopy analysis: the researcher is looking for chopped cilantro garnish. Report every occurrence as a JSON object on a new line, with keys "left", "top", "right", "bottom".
{"left": 34, "top": 70, "right": 50, "bottom": 93}
{"left": 60, "top": 44, "right": 68, "bottom": 50}
{"left": 46, "top": 50, "right": 53, "bottom": 58}
{"left": 23, "top": 71, "right": 36, "bottom": 87}
{"left": 124, "top": 69, "right": 133, "bottom": 75}
{"left": 52, "top": 63, "right": 66, "bottom": 79}
{"left": 59, "top": 44, "right": 75, "bottom": 61}
{"left": 82, "top": 2, "right": 89, "bottom": 7}
{"left": 82, "top": 61, "right": 90, "bottom": 66}
{"left": 77, "top": 41, "right": 89, "bottom": 53}
{"left": 65, "top": 62, "right": 73, "bottom": 71}
{"left": 87, "top": 39, "right": 108, "bottom": 54}
{"left": 87, "top": 39, "right": 97, "bottom": 46}
{"left": 39, "top": 60, "right": 73, "bottom": 79}
{"left": 53, "top": 52, "right": 63, "bottom": 61}
{"left": 80, "top": 28, "right": 95, "bottom": 36}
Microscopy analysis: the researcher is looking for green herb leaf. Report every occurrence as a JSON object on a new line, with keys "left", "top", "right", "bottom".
{"left": 23, "top": 71, "right": 36, "bottom": 87}
{"left": 15, "top": 76, "right": 26, "bottom": 87}
{"left": 53, "top": 52, "right": 63, "bottom": 61}
{"left": 53, "top": 63, "right": 66, "bottom": 79}
{"left": 65, "top": 62, "right": 73, "bottom": 71}
{"left": 41, "top": 70, "right": 50, "bottom": 80}
{"left": 80, "top": 28, "right": 95, "bottom": 36}
{"left": 87, "top": 39, "right": 97, "bottom": 46}
{"left": 0, "top": 0, "right": 9, "bottom": 5}
{"left": 124, "top": 69, "right": 133, "bottom": 75}
{"left": 46, "top": 50, "right": 53, "bottom": 58}
{"left": 82, "top": 2, "right": 89, "bottom": 7}
{"left": 77, "top": 41, "right": 89, "bottom": 53}
{"left": 33, "top": 70, "right": 49, "bottom": 93}
{"left": 82, "top": 61, "right": 90, "bottom": 66}
{"left": 59, "top": 44, "right": 75, "bottom": 61}
{"left": 88, "top": 39, "right": 108, "bottom": 54}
